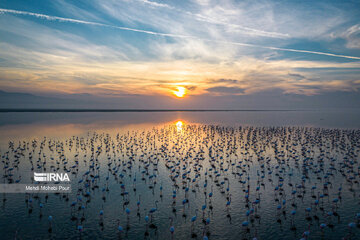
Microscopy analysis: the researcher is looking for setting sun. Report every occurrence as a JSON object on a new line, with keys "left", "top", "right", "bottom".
{"left": 172, "top": 86, "right": 186, "bottom": 98}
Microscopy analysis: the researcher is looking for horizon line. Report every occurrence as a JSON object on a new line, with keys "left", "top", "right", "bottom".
{"left": 0, "top": 108, "right": 304, "bottom": 113}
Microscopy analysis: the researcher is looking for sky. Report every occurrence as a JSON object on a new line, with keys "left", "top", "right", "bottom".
{"left": 0, "top": 0, "right": 360, "bottom": 109}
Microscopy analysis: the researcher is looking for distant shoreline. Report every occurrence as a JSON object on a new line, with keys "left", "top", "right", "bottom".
{"left": 0, "top": 109, "right": 301, "bottom": 113}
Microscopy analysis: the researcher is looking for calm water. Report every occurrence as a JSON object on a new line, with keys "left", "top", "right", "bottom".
{"left": 0, "top": 110, "right": 360, "bottom": 240}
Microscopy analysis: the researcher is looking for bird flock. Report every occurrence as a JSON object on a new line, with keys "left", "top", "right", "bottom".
{"left": 1, "top": 123, "right": 360, "bottom": 239}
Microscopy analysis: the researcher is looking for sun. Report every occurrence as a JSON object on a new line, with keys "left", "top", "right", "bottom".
{"left": 172, "top": 86, "right": 186, "bottom": 98}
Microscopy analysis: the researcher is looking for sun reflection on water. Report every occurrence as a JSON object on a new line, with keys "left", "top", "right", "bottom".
{"left": 175, "top": 120, "right": 183, "bottom": 132}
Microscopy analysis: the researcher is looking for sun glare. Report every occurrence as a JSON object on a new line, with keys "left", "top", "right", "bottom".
{"left": 172, "top": 86, "right": 186, "bottom": 98}
{"left": 175, "top": 120, "right": 184, "bottom": 131}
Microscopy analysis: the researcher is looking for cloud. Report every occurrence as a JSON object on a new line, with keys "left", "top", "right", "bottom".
{"left": 335, "top": 24, "right": 360, "bottom": 49}
{"left": 206, "top": 86, "right": 245, "bottom": 94}
{"left": 1, "top": 36, "right": 360, "bottom": 97}
{"left": 184, "top": 10, "right": 290, "bottom": 39}
{"left": 139, "top": 0, "right": 174, "bottom": 9}
{"left": 186, "top": 86, "right": 197, "bottom": 91}
{"left": 1, "top": 8, "right": 360, "bottom": 60}
{"left": 137, "top": 0, "right": 289, "bottom": 38}
{"left": 211, "top": 79, "right": 239, "bottom": 84}
{"left": 288, "top": 73, "right": 305, "bottom": 80}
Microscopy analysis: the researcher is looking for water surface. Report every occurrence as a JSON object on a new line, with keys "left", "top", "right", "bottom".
{"left": 0, "top": 110, "right": 359, "bottom": 239}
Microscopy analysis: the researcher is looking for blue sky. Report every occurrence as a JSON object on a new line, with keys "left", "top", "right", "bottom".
{"left": 0, "top": 0, "right": 360, "bottom": 108}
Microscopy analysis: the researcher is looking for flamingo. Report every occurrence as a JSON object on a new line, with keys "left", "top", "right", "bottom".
{"left": 169, "top": 217, "right": 175, "bottom": 239}
{"left": 191, "top": 209, "right": 198, "bottom": 238}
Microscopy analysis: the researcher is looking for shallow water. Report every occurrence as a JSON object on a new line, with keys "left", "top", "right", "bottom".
{"left": 0, "top": 111, "right": 360, "bottom": 240}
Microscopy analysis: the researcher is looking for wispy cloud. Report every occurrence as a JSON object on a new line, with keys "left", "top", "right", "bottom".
{"left": 1, "top": 8, "right": 359, "bottom": 60}
{"left": 139, "top": 0, "right": 174, "bottom": 9}
{"left": 138, "top": 0, "right": 290, "bottom": 38}
{"left": 331, "top": 24, "right": 360, "bottom": 49}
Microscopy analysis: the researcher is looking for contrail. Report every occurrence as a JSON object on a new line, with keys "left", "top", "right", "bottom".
{"left": 1, "top": 8, "right": 360, "bottom": 60}
{"left": 0, "top": 8, "right": 189, "bottom": 37}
